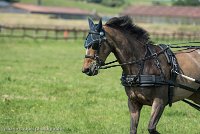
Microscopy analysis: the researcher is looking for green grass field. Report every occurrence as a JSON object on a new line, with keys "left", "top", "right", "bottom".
{"left": 0, "top": 38, "right": 199, "bottom": 134}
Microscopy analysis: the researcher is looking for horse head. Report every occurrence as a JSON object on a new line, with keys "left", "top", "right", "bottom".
{"left": 82, "top": 18, "right": 113, "bottom": 76}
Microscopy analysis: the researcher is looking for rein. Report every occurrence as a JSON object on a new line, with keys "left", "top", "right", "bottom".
{"left": 99, "top": 42, "right": 200, "bottom": 70}
{"left": 100, "top": 46, "right": 170, "bottom": 69}
{"left": 96, "top": 41, "right": 200, "bottom": 110}
{"left": 170, "top": 41, "right": 200, "bottom": 46}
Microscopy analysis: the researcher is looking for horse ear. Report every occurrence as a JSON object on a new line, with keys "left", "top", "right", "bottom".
{"left": 97, "top": 19, "right": 102, "bottom": 31}
{"left": 88, "top": 18, "right": 94, "bottom": 30}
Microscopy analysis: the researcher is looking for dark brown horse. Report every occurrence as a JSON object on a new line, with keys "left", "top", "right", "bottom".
{"left": 82, "top": 16, "right": 200, "bottom": 134}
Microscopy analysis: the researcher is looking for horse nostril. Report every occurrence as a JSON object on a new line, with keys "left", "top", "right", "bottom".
{"left": 82, "top": 68, "right": 89, "bottom": 73}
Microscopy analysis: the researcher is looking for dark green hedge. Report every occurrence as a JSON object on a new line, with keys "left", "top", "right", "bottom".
{"left": 74, "top": 0, "right": 125, "bottom": 7}
{"left": 172, "top": 0, "right": 200, "bottom": 6}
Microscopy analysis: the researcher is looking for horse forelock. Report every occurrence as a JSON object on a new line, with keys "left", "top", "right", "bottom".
{"left": 105, "top": 16, "right": 151, "bottom": 44}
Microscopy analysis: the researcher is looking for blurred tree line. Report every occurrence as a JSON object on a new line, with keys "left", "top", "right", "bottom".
{"left": 76, "top": 0, "right": 125, "bottom": 7}
{"left": 3, "top": 0, "right": 200, "bottom": 7}
{"left": 172, "top": 0, "right": 200, "bottom": 6}
{"left": 2, "top": 0, "right": 125, "bottom": 7}
{"left": 3, "top": 0, "right": 19, "bottom": 2}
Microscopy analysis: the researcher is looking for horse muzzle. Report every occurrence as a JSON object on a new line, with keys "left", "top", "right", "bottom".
{"left": 82, "top": 62, "right": 99, "bottom": 76}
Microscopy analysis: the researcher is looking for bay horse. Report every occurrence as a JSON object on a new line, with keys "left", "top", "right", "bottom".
{"left": 82, "top": 16, "right": 200, "bottom": 134}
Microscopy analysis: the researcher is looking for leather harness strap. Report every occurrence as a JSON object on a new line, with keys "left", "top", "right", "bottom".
{"left": 84, "top": 28, "right": 200, "bottom": 108}
{"left": 121, "top": 44, "right": 180, "bottom": 107}
{"left": 159, "top": 44, "right": 180, "bottom": 107}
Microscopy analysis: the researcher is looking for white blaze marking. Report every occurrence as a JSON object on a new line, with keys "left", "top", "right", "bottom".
{"left": 86, "top": 48, "right": 89, "bottom": 55}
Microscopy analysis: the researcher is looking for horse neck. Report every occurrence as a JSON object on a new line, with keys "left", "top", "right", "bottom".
{"left": 108, "top": 28, "right": 147, "bottom": 74}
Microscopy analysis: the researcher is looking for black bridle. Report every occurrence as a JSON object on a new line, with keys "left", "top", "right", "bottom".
{"left": 85, "top": 36, "right": 200, "bottom": 71}
{"left": 84, "top": 26, "right": 200, "bottom": 70}
{"left": 84, "top": 29, "right": 170, "bottom": 71}
{"left": 84, "top": 29, "right": 107, "bottom": 67}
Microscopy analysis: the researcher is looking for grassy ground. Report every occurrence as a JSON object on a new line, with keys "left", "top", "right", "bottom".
{"left": 0, "top": 13, "right": 89, "bottom": 29}
{"left": 0, "top": 38, "right": 199, "bottom": 134}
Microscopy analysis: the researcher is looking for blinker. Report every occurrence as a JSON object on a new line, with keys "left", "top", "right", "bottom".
{"left": 84, "top": 30, "right": 105, "bottom": 50}
{"left": 84, "top": 18, "right": 105, "bottom": 50}
{"left": 84, "top": 33, "right": 100, "bottom": 49}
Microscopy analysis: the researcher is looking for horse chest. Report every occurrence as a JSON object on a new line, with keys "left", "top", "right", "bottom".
{"left": 125, "top": 87, "right": 153, "bottom": 105}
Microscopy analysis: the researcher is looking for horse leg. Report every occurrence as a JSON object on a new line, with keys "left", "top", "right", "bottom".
{"left": 148, "top": 98, "right": 165, "bottom": 134}
{"left": 128, "top": 99, "right": 143, "bottom": 134}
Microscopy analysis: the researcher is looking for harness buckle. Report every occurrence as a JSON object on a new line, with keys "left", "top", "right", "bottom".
{"left": 153, "top": 53, "right": 158, "bottom": 58}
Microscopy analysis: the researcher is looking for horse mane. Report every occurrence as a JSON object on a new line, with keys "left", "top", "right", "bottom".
{"left": 105, "top": 16, "right": 151, "bottom": 44}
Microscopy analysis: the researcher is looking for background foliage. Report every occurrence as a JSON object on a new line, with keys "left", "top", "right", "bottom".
{"left": 172, "top": 0, "right": 200, "bottom": 6}
{"left": 74, "top": 0, "right": 125, "bottom": 7}
{"left": 2, "top": 0, "right": 19, "bottom": 2}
